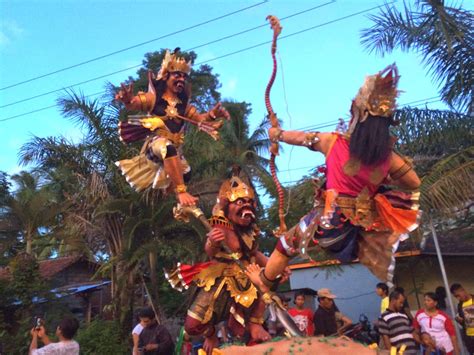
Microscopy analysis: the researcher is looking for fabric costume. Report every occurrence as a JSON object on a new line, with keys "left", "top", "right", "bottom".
{"left": 275, "top": 65, "right": 421, "bottom": 283}
{"left": 165, "top": 177, "right": 265, "bottom": 337}
{"left": 116, "top": 50, "right": 205, "bottom": 192}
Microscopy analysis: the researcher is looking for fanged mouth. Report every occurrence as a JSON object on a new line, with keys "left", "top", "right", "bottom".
{"left": 240, "top": 209, "right": 255, "bottom": 219}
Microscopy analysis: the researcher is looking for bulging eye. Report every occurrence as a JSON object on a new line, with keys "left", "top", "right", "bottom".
{"left": 236, "top": 199, "right": 243, "bottom": 205}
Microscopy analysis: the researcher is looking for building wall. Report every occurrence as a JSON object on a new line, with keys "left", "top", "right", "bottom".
{"left": 289, "top": 263, "right": 382, "bottom": 323}
{"left": 394, "top": 255, "right": 474, "bottom": 313}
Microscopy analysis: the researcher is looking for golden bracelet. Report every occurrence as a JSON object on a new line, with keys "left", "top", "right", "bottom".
{"left": 175, "top": 184, "right": 187, "bottom": 194}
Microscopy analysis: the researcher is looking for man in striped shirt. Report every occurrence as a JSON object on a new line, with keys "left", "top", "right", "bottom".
{"left": 378, "top": 290, "right": 420, "bottom": 354}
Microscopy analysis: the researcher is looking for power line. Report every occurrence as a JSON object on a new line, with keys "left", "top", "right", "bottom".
{"left": 0, "top": 1, "right": 269, "bottom": 91}
{"left": 0, "top": 2, "right": 394, "bottom": 122}
{"left": 0, "top": 1, "right": 336, "bottom": 109}
{"left": 399, "top": 96, "right": 439, "bottom": 106}
{"left": 0, "top": 91, "right": 105, "bottom": 123}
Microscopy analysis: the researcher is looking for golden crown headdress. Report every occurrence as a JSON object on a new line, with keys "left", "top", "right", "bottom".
{"left": 349, "top": 64, "right": 400, "bottom": 133}
{"left": 156, "top": 49, "right": 192, "bottom": 80}
{"left": 218, "top": 176, "right": 255, "bottom": 203}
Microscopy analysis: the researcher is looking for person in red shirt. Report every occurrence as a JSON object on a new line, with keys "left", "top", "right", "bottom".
{"left": 413, "top": 292, "right": 460, "bottom": 355}
{"left": 288, "top": 291, "right": 314, "bottom": 336}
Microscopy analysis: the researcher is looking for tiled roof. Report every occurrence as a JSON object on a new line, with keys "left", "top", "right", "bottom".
{"left": 421, "top": 226, "right": 474, "bottom": 255}
{"left": 0, "top": 255, "right": 99, "bottom": 280}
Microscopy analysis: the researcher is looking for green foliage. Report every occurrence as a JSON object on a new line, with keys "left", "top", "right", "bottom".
{"left": 361, "top": 0, "right": 474, "bottom": 113}
{"left": 420, "top": 147, "right": 474, "bottom": 215}
{"left": 0, "top": 254, "right": 51, "bottom": 355}
{"left": 12, "top": 47, "right": 273, "bottom": 331}
{"left": 393, "top": 108, "right": 474, "bottom": 175}
{"left": 76, "top": 319, "right": 129, "bottom": 355}
{"left": 0, "top": 171, "right": 10, "bottom": 206}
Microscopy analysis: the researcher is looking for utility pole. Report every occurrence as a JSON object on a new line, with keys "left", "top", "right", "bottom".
{"left": 430, "top": 220, "right": 467, "bottom": 355}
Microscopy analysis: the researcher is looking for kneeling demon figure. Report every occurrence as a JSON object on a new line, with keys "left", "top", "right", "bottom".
{"left": 165, "top": 175, "right": 275, "bottom": 353}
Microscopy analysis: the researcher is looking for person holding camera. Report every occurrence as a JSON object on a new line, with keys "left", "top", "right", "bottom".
{"left": 29, "top": 317, "right": 80, "bottom": 355}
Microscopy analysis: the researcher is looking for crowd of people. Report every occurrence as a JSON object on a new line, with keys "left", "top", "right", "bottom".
{"left": 26, "top": 282, "right": 472, "bottom": 354}
{"left": 375, "top": 282, "right": 473, "bottom": 355}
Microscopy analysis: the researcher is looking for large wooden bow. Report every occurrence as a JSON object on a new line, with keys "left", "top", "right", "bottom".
{"left": 265, "top": 15, "right": 287, "bottom": 234}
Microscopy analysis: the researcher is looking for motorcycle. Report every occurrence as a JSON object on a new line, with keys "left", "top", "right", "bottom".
{"left": 343, "top": 314, "right": 379, "bottom": 345}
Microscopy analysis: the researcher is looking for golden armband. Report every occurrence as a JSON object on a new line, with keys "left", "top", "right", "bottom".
{"left": 302, "top": 131, "right": 320, "bottom": 148}
{"left": 391, "top": 156, "right": 413, "bottom": 180}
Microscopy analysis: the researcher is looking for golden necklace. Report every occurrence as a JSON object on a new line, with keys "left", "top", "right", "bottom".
{"left": 162, "top": 94, "right": 181, "bottom": 118}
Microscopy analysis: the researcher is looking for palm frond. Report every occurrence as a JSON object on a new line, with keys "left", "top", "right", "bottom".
{"left": 361, "top": 1, "right": 474, "bottom": 112}
{"left": 421, "top": 147, "right": 474, "bottom": 214}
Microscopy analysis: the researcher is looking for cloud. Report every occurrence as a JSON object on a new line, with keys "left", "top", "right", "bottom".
{"left": 0, "top": 20, "right": 25, "bottom": 47}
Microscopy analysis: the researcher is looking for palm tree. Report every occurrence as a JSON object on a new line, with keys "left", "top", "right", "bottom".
{"left": 6, "top": 171, "right": 61, "bottom": 256}
{"left": 394, "top": 107, "right": 474, "bottom": 215}
{"left": 361, "top": 0, "right": 473, "bottom": 113}
{"left": 361, "top": 0, "right": 474, "bottom": 214}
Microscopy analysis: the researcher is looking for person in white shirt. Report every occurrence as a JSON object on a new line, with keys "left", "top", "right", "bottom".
{"left": 29, "top": 317, "right": 80, "bottom": 355}
{"left": 132, "top": 318, "right": 146, "bottom": 355}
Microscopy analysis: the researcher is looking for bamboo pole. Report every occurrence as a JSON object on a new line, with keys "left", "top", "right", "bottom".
{"left": 429, "top": 220, "right": 467, "bottom": 355}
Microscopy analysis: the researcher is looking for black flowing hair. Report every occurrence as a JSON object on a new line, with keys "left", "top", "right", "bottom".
{"left": 349, "top": 115, "right": 392, "bottom": 166}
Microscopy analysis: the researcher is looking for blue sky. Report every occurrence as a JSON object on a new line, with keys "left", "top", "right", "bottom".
{"left": 1, "top": 0, "right": 469, "bottom": 187}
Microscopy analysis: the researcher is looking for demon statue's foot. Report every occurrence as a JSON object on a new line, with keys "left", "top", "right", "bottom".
{"left": 249, "top": 322, "right": 271, "bottom": 343}
{"left": 203, "top": 334, "right": 219, "bottom": 355}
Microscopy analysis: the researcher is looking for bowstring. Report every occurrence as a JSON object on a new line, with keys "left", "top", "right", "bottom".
{"left": 277, "top": 50, "right": 295, "bottom": 217}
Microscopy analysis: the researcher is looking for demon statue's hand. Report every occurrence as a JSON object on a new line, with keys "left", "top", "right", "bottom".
{"left": 245, "top": 263, "right": 269, "bottom": 293}
{"left": 206, "top": 228, "right": 226, "bottom": 247}
{"left": 177, "top": 192, "right": 198, "bottom": 207}
{"left": 115, "top": 82, "right": 134, "bottom": 104}
{"left": 208, "top": 102, "right": 230, "bottom": 120}
{"left": 268, "top": 127, "right": 283, "bottom": 143}
{"left": 280, "top": 266, "right": 292, "bottom": 283}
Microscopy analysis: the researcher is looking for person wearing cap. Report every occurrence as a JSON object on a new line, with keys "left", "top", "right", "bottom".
{"left": 313, "top": 288, "right": 352, "bottom": 337}
{"left": 288, "top": 291, "right": 314, "bottom": 336}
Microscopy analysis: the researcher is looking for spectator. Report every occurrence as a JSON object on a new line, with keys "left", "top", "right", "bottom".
{"left": 378, "top": 290, "right": 420, "bottom": 354}
{"left": 450, "top": 283, "right": 474, "bottom": 354}
{"left": 137, "top": 307, "right": 174, "bottom": 355}
{"left": 29, "top": 317, "right": 80, "bottom": 355}
{"left": 376, "top": 282, "right": 389, "bottom": 314}
{"left": 413, "top": 292, "right": 459, "bottom": 355}
{"left": 435, "top": 286, "right": 447, "bottom": 311}
{"left": 313, "top": 288, "right": 352, "bottom": 337}
{"left": 288, "top": 291, "right": 314, "bottom": 336}
{"left": 133, "top": 314, "right": 147, "bottom": 355}
{"left": 394, "top": 286, "right": 414, "bottom": 322}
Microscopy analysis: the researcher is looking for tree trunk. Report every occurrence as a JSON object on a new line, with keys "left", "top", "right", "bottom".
{"left": 25, "top": 228, "right": 33, "bottom": 255}
{"left": 148, "top": 252, "right": 159, "bottom": 309}
{"left": 116, "top": 260, "right": 135, "bottom": 337}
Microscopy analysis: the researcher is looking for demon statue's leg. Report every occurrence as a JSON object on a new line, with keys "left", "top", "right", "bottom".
{"left": 184, "top": 315, "right": 218, "bottom": 355}
{"left": 248, "top": 298, "right": 271, "bottom": 343}
{"left": 163, "top": 155, "right": 197, "bottom": 206}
